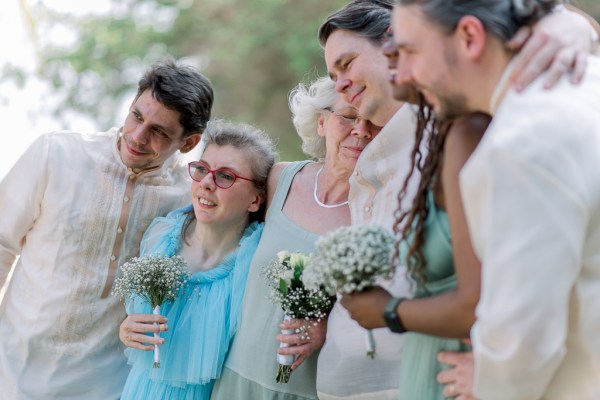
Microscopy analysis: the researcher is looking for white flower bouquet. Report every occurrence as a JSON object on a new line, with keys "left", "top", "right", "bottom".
{"left": 303, "top": 224, "right": 395, "bottom": 358}
{"left": 262, "top": 251, "right": 335, "bottom": 383}
{"left": 112, "top": 254, "right": 191, "bottom": 368}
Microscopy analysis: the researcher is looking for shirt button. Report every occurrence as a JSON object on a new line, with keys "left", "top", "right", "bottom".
{"left": 123, "top": 196, "right": 129, "bottom": 203}
{"left": 117, "top": 227, "right": 123, "bottom": 234}
{"left": 110, "top": 255, "right": 116, "bottom": 261}
{"left": 364, "top": 206, "right": 371, "bottom": 213}
{"left": 354, "top": 170, "right": 359, "bottom": 176}
{"left": 128, "top": 175, "right": 135, "bottom": 180}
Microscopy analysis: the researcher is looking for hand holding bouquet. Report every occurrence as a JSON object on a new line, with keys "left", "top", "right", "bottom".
{"left": 112, "top": 254, "right": 191, "bottom": 368}
{"left": 302, "top": 224, "right": 395, "bottom": 358}
{"left": 262, "top": 251, "right": 335, "bottom": 383}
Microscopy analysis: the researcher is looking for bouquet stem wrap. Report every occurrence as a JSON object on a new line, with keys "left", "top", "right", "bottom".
{"left": 153, "top": 305, "right": 161, "bottom": 368}
{"left": 365, "top": 329, "right": 376, "bottom": 359}
{"left": 276, "top": 315, "right": 297, "bottom": 383}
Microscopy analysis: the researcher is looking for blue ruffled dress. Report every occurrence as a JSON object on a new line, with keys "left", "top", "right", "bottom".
{"left": 120, "top": 205, "right": 263, "bottom": 400}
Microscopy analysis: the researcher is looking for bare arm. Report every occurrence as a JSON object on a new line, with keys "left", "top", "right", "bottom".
{"left": 391, "top": 113, "right": 489, "bottom": 338}
{"left": 341, "top": 114, "right": 490, "bottom": 338}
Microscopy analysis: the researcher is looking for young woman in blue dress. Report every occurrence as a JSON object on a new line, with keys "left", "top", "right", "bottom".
{"left": 117, "top": 120, "right": 276, "bottom": 399}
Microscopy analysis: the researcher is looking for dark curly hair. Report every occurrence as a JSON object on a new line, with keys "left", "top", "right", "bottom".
{"left": 392, "top": 97, "right": 453, "bottom": 290}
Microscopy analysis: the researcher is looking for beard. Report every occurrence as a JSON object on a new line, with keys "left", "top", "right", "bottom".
{"left": 436, "top": 93, "right": 470, "bottom": 120}
{"left": 392, "top": 83, "right": 420, "bottom": 104}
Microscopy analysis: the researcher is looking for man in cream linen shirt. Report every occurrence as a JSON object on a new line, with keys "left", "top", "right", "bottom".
{"left": 316, "top": 2, "right": 418, "bottom": 398}
{"left": 391, "top": 0, "right": 600, "bottom": 398}
{"left": 0, "top": 59, "right": 213, "bottom": 399}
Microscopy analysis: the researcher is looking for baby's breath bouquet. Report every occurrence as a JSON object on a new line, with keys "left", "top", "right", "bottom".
{"left": 303, "top": 224, "right": 395, "bottom": 358}
{"left": 112, "top": 254, "right": 191, "bottom": 368}
{"left": 262, "top": 251, "right": 335, "bottom": 384}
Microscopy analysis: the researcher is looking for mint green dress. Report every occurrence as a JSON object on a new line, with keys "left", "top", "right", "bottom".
{"left": 211, "top": 161, "right": 321, "bottom": 400}
{"left": 398, "top": 191, "right": 471, "bottom": 400}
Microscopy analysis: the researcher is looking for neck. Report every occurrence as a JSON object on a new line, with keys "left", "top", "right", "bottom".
{"left": 183, "top": 218, "right": 247, "bottom": 272}
{"left": 470, "top": 38, "right": 514, "bottom": 114}
{"left": 373, "top": 98, "right": 403, "bottom": 127}
{"left": 314, "top": 162, "right": 351, "bottom": 206}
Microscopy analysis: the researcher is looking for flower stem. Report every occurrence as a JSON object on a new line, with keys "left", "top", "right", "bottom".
{"left": 153, "top": 305, "right": 161, "bottom": 368}
{"left": 276, "top": 364, "right": 292, "bottom": 383}
{"left": 365, "top": 329, "right": 376, "bottom": 359}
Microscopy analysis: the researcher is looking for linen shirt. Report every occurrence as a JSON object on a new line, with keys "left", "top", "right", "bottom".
{"left": 0, "top": 129, "right": 191, "bottom": 399}
{"left": 317, "top": 105, "right": 419, "bottom": 399}
{"left": 462, "top": 58, "right": 600, "bottom": 399}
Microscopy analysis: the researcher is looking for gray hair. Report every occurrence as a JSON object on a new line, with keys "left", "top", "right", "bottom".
{"left": 289, "top": 77, "right": 338, "bottom": 160}
{"left": 202, "top": 119, "right": 277, "bottom": 194}
{"left": 319, "top": 0, "right": 394, "bottom": 47}
{"left": 395, "top": 0, "right": 557, "bottom": 40}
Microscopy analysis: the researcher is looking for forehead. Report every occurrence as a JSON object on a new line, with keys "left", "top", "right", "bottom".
{"left": 201, "top": 144, "right": 252, "bottom": 172}
{"left": 132, "top": 90, "right": 184, "bottom": 131}
{"left": 324, "top": 30, "right": 379, "bottom": 70}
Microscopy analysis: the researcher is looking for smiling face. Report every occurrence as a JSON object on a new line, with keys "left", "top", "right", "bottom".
{"left": 119, "top": 89, "right": 200, "bottom": 173}
{"left": 390, "top": 5, "right": 471, "bottom": 119}
{"left": 324, "top": 29, "right": 400, "bottom": 127}
{"left": 319, "top": 97, "right": 383, "bottom": 173}
{"left": 190, "top": 144, "right": 263, "bottom": 228}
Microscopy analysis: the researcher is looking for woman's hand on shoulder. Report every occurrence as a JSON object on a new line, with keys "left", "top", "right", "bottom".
{"left": 119, "top": 313, "right": 168, "bottom": 350}
{"left": 508, "top": 6, "right": 595, "bottom": 90}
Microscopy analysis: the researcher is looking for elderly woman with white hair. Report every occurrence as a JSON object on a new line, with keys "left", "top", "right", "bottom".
{"left": 211, "top": 76, "right": 382, "bottom": 400}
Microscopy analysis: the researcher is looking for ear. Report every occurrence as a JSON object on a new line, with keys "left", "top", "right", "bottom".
{"left": 179, "top": 133, "right": 201, "bottom": 154}
{"left": 247, "top": 192, "right": 264, "bottom": 213}
{"left": 317, "top": 113, "right": 327, "bottom": 138}
{"left": 455, "top": 15, "right": 486, "bottom": 61}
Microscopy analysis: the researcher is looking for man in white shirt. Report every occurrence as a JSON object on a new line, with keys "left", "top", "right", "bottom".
{"left": 315, "top": 1, "right": 596, "bottom": 399}
{"left": 0, "top": 58, "right": 213, "bottom": 399}
{"left": 317, "top": 2, "right": 417, "bottom": 398}
{"left": 390, "top": 0, "right": 600, "bottom": 398}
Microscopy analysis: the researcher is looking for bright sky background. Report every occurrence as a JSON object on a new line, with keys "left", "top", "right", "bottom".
{"left": 0, "top": 0, "right": 113, "bottom": 180}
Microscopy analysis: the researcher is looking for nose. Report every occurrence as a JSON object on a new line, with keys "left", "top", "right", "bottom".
{"left": 334, "top": 75, "right": 351, "bottom": 94}
{"left": 351, "top": 119, "right": 372, "bottom": 140}
{"left": 199, "top": 171, "right": 217, "bottom": 190}
{"left": 382, "top": 38, "right": 398, "bottom": 63}
{"left": 395, "top": 57, "right": 414, "bottom": 86}
{"left": 130, "top": 126, "right": 149, "bottom": 145}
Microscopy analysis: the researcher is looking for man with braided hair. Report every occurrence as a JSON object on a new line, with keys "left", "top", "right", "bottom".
{"left": 389, "top": 0, "right": 600, "bottom": 398}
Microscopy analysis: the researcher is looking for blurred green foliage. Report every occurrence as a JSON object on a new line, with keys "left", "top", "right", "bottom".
{"left": 11, "top": 0, "right": 600, "bottom": 161}
{"left": 29, "top": 0, "right": 348, "bottom": 161}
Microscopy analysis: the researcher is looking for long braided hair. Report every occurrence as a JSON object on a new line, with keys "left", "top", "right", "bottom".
{"left": 392, "top": 96, "right": 453, "bottom": 290}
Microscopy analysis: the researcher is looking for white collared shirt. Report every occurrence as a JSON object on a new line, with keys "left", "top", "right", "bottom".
{"left": 317, "top": 104, "right": 419, "bottom": 400}
{"left": 462, "top": 57, "right": 600, "bottom": 399}
{"left": 0, "top": 128, "right": 191, "bottom": 399}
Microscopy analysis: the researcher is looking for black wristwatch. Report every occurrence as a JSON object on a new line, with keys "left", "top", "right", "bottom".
{"left": 383, "top": 297, "right": 407, "bottom": 333}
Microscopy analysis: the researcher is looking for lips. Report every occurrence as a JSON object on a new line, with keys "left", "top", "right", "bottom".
{"left": 125, "top": 141, "right": 148, "bottom": 156}
{"left": 388, "top": 68, "right": 397, "bottom": 84}
{"left": 345, "top": 146, "right": 365, "bottom": 156}
{"left": 199, "top": 197, "right": 217, "bottom": 207}
{"left": 349, "top": 87, "right": 365, "bottom": 105}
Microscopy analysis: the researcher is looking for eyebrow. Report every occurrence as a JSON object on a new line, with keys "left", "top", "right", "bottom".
{"left": 133, "top": 105, "right": 176, "bottom": 137}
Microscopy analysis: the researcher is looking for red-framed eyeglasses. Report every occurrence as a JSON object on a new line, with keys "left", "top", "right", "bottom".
{"left": 188, "top": 161, "right": 263, "bottom": 189}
